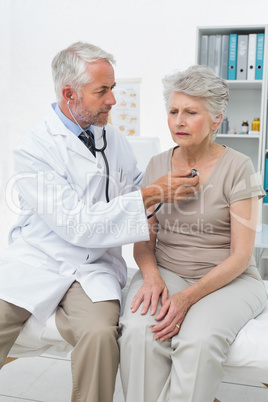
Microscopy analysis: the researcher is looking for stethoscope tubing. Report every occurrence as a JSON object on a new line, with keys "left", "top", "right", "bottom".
{"left": 67, "top": 99, "right": 110, "bottom": 202}
{"left": 83, "top": 127, "right": 110, "bottom": 203}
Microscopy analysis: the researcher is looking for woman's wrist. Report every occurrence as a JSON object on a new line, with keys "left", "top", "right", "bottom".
{"left": 180, "top": 282, "right": 201, "bottom": 307}
{"left": 142, "top": 267, "right": 162, "bottom": 282}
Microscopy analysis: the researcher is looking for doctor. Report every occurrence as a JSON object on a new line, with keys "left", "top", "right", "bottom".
{"left": 0, "top": 42, "right": 199, "bottom": 402}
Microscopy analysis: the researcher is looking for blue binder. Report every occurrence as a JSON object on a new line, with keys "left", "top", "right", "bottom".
{"left": 228, "top": 34, "right": 238, "bottom": 80}
{"left": 255, "top": 33, "right": 265, "bottom": 80}
{"left": 264, "top": 152, "right": 268, "bottom": 203}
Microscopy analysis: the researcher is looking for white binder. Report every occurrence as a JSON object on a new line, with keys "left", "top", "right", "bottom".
{"left": 214, "top": 35, "right": 222, "bottom": 76}
{"left": 237, "top": 35, "right": 248, "bottom": 80}
{"left": 208, "top": 35, "right": 216, "bottom": 72}
{"left": 247, "top": 33, "right": 257, "bottom": 81}
{"left": 220, "top": 35, "right": 229, "bottom": 79}
{"left": 201, "top": 35, "right": 208, "bottom": 66}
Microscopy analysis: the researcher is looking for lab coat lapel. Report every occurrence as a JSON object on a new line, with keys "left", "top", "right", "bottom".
{"left": 65, "top": 132, "right": 97, "bottom": 162}
{"left": 46, "top": 106, "right": 97, "bottom": 162}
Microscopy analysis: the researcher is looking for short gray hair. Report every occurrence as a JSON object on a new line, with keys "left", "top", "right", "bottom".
{"left": 162, "top": 65, "right": 229, "bottom": 138}
{"left": 51, "top": 42, "right": 116, "bottom": 102}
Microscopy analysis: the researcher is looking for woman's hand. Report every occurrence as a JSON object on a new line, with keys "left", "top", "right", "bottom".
{"left": 131, "top": 272, "right": 169, "bottom": 316}
{"left": 151, "top": 291, "right": 192, "bottom": 341}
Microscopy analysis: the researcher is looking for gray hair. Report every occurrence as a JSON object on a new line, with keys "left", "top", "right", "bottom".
{"left": 51, "top": 42, "right": 116, "bottom": 102}
{"left": 162, "top": 65, "right": 229, "bottom": 138}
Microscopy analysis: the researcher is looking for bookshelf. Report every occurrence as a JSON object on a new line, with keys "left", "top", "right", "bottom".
{"left": 196, "top": 25, "right": 268, "bottom": 175}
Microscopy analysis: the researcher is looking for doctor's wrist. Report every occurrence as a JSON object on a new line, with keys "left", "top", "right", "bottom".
{"left": 141, "top": 186, "right": 161, "bottom": 209}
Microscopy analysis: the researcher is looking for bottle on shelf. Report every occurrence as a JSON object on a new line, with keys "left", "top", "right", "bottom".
{"left": 241, "top": 120, "right": 249, "bottom": 134}
{"left": 252, "top": 117, "right": 260, "bottom": 132}
{"left": 221, "top": 116, "right": 229, "bottom": 134}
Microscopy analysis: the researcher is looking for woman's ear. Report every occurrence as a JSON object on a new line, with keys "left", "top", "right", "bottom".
{"left": 211, "top": 113, "right": 223, "bottom": 131}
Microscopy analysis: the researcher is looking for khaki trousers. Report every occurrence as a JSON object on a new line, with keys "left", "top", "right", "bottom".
{"left": 56, "top": 281, "right": 120, "bottom": 402}
{"left": 0, "top": 300, "right": 31, "bottom": 368}
{"left": 0, "top": 282, "right": 120, "bottom": 402}
{"left": 119, "top": 267, "right": 267, "bottom": 402}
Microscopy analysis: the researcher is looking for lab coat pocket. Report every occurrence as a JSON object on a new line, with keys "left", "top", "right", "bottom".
{"left": 108, "top": 170, "right": 129, "bottom": 199}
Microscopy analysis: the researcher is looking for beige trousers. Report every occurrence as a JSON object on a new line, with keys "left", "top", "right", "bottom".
{"left": 0, "top": 300, "right": 31, "bottom": 368}
{"left": 0, "top": 282, "right": 120, "bottom": 402}
{"left": 119, "top": 267, "right": 267, "bottom": 402}
{"left": 56, "top": 281, "right": 120, "bottom": 402}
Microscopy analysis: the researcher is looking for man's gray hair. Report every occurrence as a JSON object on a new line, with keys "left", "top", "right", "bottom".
{"left": 162, "top": 65, "right": 229, "bottom": 138}
{"left": 51, "top": 42, "right": 116, "bottom": 102}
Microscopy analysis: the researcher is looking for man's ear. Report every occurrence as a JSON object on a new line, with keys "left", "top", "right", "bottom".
{"left": 62, "top": 86, "right": 76, "bottom": 103}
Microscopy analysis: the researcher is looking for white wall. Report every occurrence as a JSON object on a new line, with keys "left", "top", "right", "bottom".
{"left": 1, "top": 0, "right": 268, "bottom": 251}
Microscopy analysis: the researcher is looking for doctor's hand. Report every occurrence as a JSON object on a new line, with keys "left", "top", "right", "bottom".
{"left": 151, "top": 291, "right": 192, "bottom": 342}
{"left": 141, "top": 169, "right": 199, "bottom": 209}
{"left": 130, "top": 271, "right": 168, "bottom": 316}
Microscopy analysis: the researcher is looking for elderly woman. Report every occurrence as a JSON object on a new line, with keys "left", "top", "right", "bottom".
{"left": 119, "top": 65, "right": 268, "bottom": 402}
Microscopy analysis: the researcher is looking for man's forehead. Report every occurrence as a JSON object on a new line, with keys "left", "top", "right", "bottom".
{"left": 86, "top": 60, "right": 115, "bottom": 87}
{"left": 86, "top": 60, "right": 114, "bottom": 75}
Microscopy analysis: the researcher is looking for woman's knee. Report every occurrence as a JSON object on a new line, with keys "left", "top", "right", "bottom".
{"left": 173, "top": 327, "right": 230, "bottom": 364}
{"left": 120, "top": 311, "right": 156, "bottom": 349}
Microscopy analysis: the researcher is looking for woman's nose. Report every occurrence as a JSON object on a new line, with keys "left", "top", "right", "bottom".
{"left": 176, "top": 113, "right": 185, "bottom": 126}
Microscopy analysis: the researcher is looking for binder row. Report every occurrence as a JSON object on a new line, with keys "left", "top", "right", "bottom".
{"left": 200, "top": 33, "right": 265, "bottom": 81}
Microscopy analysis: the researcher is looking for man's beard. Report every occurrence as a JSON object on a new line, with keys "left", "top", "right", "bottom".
{"left": 72, "top": 102, "right": 111, "bottom": 127}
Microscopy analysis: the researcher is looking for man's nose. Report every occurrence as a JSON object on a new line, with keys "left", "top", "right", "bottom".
{"left": 105, "top": 90, "right": 116, "bottom": 106}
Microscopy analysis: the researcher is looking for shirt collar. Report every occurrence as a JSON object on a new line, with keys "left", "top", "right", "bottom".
{"left": 53, "top": 102, "right": 91, "bottom": 137}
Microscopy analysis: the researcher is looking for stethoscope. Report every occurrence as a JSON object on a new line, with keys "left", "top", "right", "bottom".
{"left": 67, "top": 98, "right": 110, "bottom": 202}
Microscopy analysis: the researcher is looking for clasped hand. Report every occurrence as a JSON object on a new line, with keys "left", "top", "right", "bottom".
{"left": 131, "top": 274, "right": 191, "bottom": 342}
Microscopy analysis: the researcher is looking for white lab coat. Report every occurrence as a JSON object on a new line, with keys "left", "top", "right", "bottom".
{"left": 0, "top": 105, "right": 149, "bottom": 323}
